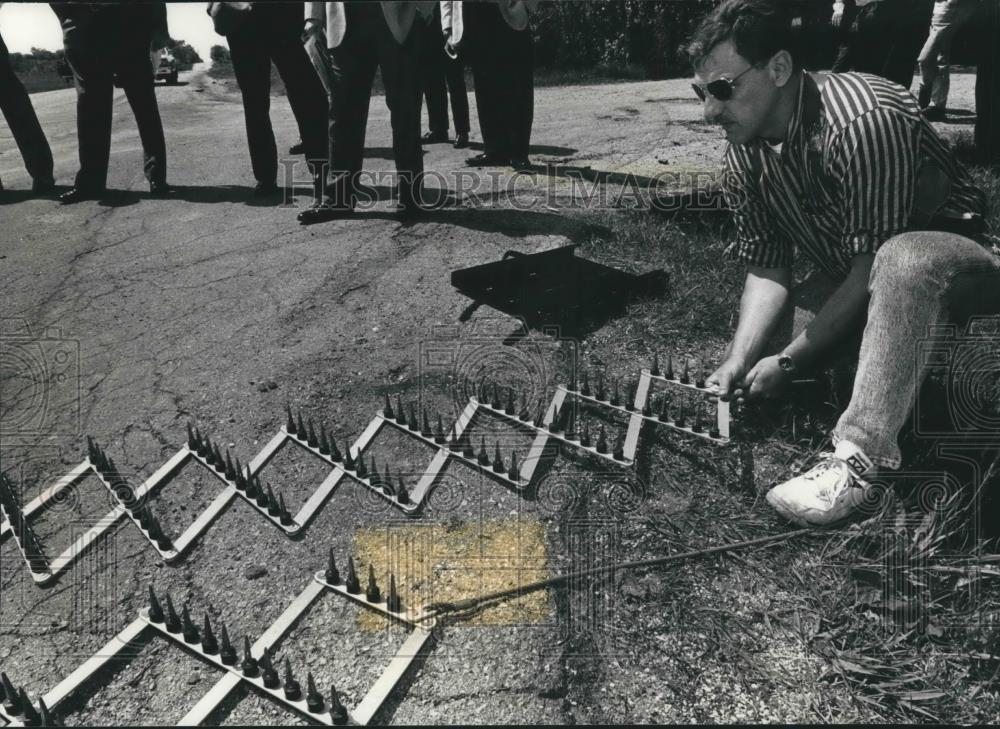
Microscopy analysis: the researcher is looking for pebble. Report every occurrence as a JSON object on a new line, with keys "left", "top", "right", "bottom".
{"left": 244, "top": 565, "right": 268, "bottom": 580}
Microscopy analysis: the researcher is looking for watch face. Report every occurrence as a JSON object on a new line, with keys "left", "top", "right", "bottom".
{"left": 778, "top": 355, "right": 795, "bottom": 373}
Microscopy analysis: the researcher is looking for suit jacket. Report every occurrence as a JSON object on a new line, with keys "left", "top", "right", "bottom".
{"left": 441, "top": 0, "right": 539, "bottom": 45}
{"left": 305, "top": 2, "right": 436, "bottom": 48}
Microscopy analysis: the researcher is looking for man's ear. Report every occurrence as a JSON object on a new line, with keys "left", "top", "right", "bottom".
{"left": 768, "top": 50, "right": 795, "bottom": 88}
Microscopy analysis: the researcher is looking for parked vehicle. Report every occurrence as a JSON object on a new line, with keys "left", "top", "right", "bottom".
{"left": 154, "top": 53, "right": 178, "bottom": 85}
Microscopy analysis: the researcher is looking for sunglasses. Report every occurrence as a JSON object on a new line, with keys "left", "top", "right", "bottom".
{"left": 692, "top": 65, "right": 754, "bottom": 102}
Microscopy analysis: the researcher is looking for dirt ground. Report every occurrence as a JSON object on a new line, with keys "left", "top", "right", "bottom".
{"left": 0, "top": 63, "right": 984, "bottom": 725}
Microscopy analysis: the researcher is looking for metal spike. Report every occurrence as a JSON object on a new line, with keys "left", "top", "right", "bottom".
{"left": 355, "top": 454, "right": 368, "bottom": 479}
{"left": 329, "top": 683, "right": 349, "bottom": 725}
{"left": 651, "top": 352, "right": 661, "bottom": 377}
{"left": 306, "top": 419, "right": 319, "bottom": 448}
{"left": 148, "top": 585, "right": 164, "bottom": 623}
{"left": 507, "top": 451, "right": 520, "bottom": 481}
{"left": 38, "top": 697, "right": 55, "bottom": 728}
{"left": 596, "top": 371, "right": 607, "bottom": 401}
{"left": 696, "top": 367, "right": 707, "bottom": 390}
{"left": 625, "top": 381, "right": 637, "bottom": 412}
{"left": 610, "top": 380, "right": 621, "bottom": 407}
{"left": 417, "top": 410, "right": 430, "bottom": 438}
{"left": 434, "top": 414, "right": 446, "bottom": 444}
{"left": 345, "top": 557, "right": 361, "bottom": 594}
{"left": 549, "top": 405, "right": 563, "bottom": 434}
{"left": 505, "top": 388, "right": 516, "bottom": 415}
{"left": 234, "top": 457, "right": 246, "bottom": 491}
{"left": 666, "top": 354, "right": 675, "bottom": 380}
{"left": 381, "top": 464, "right": 394, "bottom": 496}
{"left": 383, "top": 393, "right": 394, "bottom": 419}
{"left": 245, "top": 473, "right": 259, "bottom": 499}
{"left": 260, "top": 648, "right": 279, "bottom": 688}
{"left": 266, "top": 485, "right": 281, "bottom": 516}
{"left": 491, "top": 382, "right": 502, "bottom": 409}
{"left": 565, "top": 408, "right": 577, "bottom": 440}
{"left": 1, "top": 672, "right": 20, "bottom": 714}
{"left": 202, "top": 613, "right": 219, "bottom": 654}
{"left": 581, "top": 420, "right": 592, "bottom": 448}
{"left": 343, "top": 442, "right": 355, "bottom": 470}
{"left": 241, "top": 636, "right": 259, "bottom": 677}
{"left": 255, "top": 481, "right": 269, "bottom": 508}
{"left": 164, "top": 594, "right": 181, "bottom": 634}
{"left": 194, "top": 428, "right": 206, "bottom": 456}
{"left": 306, "top": 672, "right": 324, "bottom": 713}
{"left": 492, "top": 443, "right": 505, "bottom": 473}
{"left": 18, "top": 689, "right": 39, "bottom": 726}
{"left": 407, "top": 403, "right": 418, "bottom": 431}
{"left": 448, "top": 423, "right": 463, "bottom": 451}
{"left": 386, "top": 574, "right": 402, "bottom": 613}
{"left": 709, "top": 404, "right": 721, "bottom": 439}
{"left": 659, "top": 395, "right": 671, "bottom": 422}
{"left": 224, "top": 450, "right": 236, "bottom": 480}
{"left": 692, "top": 403, "right": 704, "bottom": 433}
{"left": 596, "top": 425, "right": 609, "bottom": 454}
{"left": 286, "top": 404, "right": 296, "bottom": 434}
{"left": 212, "top": 444, "right": 226, "bottom": 473}
{"left": 368, "top": 456, "right": 379, "bottom": 487}
{"left": 462, "top": 432, "right": 476, "bottom": 459}
{"left": 278, "top": 493, "right": 294, "bottom": 526}
{"left": 319, "top": 423, "right": 331, "bottom": 456}
{"left": 366, "top": 564, "right": 382, "bottom": 602}
{"left": 329, "top": 435, "right": 342, "bottom": 462}
{"left": 296, "top": 412, "right": 307, "bottom": 440}
{"left": 283, "top": 659, "right": 302, "bottom": 701}
{"left": 326, "top": 549, "right": 340, "bottom": 584}
{"left": 676, "top": 402, "right": 687, "bottom": 428}
{"left": 581, "top": 370, "right": 591, "bottom": 397}
{"left": 182, "top": 606, "right": 200, "bottom": 644}
{"left": 395, "top": 395, "right": 406, "bottom": 425}
{"left": 219, "top": 622, "right": 237, "bottom": 665}
{"left": 477, "top": 437, "right": 490, "bottom": 466}
{"left": 612, "top": 433, "right": 626, "bottom": 462}
{"left": 396, "top": 476, "right": 410, "bottom": 505}
{"left": 533, "top": 402, "right": 546, "bottom": 428}
{"left": 681, "top": 358, "right": 690, "bottom": 385}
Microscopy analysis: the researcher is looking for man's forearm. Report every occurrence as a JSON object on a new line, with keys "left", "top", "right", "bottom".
{"left": 782, "top": 255, "right": 873, "bottom": 369}
{"left": 726, "top": 266, "right": 792, "bottom": 367}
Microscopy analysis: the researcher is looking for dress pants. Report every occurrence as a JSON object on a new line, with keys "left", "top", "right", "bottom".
{"left": 463, "top": 2, "right": 533, "bottom": 161}
{"left": 0, "top": 34, "right": 54, "bottom": 187}
{"left": 975, "top": 0, "right": 1000, "bottom": 165}
{"left": 835, "top": 0, "right": 935, "bottom": 89}
{"left": 59, "top": 7, "right": 167, "bottom": 190}
{"left": 326, "top": 1, "right": 424, "bottom": 209}
{"left": 917, "top": 0, "right": 981, "bottom": 110}
{"left": 226, "top": 5, "right": 328, "bottom": 192}
{"left": 421, "top": 6, "right": 469, "bottom": 137}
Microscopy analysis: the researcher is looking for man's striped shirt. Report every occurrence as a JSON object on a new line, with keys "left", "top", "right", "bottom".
{"left": 722, "top": 72, "right": 985, "bottom": 279}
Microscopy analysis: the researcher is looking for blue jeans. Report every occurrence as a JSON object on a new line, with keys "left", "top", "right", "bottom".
{"left": 832, "top": 232, "right": 1000, "bottom": 469}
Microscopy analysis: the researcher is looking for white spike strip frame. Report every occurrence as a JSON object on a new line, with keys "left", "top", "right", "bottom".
{"left": 171, "top": 574, "right": 435, "bottom": 726}
{"left": 0, "top": 460, "right": 91, "bottom": 539}
{"left": 376, "top": 397, "right": 545, "bottom": 493}
{"left": 477, "top": 389, "right": 635, "bottom": 467}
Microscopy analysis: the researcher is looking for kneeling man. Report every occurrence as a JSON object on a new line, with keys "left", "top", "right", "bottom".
{"left": 690, "top": 0, "right": 1000, "bottom": 526}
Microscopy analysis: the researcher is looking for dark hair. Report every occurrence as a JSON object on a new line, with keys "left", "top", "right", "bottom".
{"left": 687, "top": 0, "right": 800, "bottom": 71}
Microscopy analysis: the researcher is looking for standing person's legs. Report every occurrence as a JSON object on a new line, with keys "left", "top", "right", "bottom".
{"left": 269, "top": 31, "right": 329, "bottom": 196}
{"left": 421, "top": 17, "right": 450, "bottom": 137}
{"left": 0, "top": 34, "right": 54, "bottom": 187}
{"left": 882, "top": 0, "right": 934, "bottom": 90}
{"left": 831, "top": 2, "right": 860, "bottom": 72}
{"left": 444, "top": 50, "right": 470, "bottom": 137}
{"left": 834, "top": 234, "right": 1000, "bottom": 470}
{"left": 326, "top": 4, "right": 379, "bottom": 207}
{"left": 918, "top": 19, "right": 949, "bottom": 108}
{"left": 303, "top": 32, "right": 341, "bottom": 175}
{"left": 63, "top": 25, "right": 114, "bottom": 191}
{"left": 117, "top": 35, "right": 168, "bottom": 186}
{"left": 375, "top": 10, "right": 424, "bottom": 208}
{"left": 227, "top": 25, "right": 278, "bottom": 186}
{"left": 506, "top": 26, "right": 534, "bottom": 163}
{"left": 465, "top": 3, "right": 503, "bottom": 160}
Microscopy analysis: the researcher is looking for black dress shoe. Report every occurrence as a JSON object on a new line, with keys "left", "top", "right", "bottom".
{"left": 922, "top": 106, "right": 946, "bottom": 122}
{"left": 509, "top": 158, "right": 532, "bottom": 171}
{"left": 297, "top": 202, "right": 354, "bottom": 225}
{"left": 465, "top": 152, "right": 509, "bottom": 168}
{"left": 422, "top": 131, "right": 448, "bottom": 144}
{"left": 59, "top": 187, "right": 104, "bottom": 204}
{"left": 453, "top": 133, "right": 469, "bottom": 149}
{"left": 149, "top": 180, "right": 172, "bottom": 196}
{"left": 289, "top": 141, "right": 305, "bottom": 155}
{"left": 253, "top": 181, "right": 279, "bottom": 198}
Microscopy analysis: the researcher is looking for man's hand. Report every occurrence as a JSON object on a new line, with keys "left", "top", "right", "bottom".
{"left": 742, "top": 354, "right": 790, "bottom": 400}
{"left": 831, "top": 2, "right": 844, "bottom": 27}
{"left": 707, "top": 358, "right": 748, "bottom": 402}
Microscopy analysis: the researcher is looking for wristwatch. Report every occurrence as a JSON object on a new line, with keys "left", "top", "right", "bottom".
{"left": 777, "top": 352, "right": 797, "bottom": 375}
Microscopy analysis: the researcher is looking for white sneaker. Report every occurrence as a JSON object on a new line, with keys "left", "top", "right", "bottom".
{"left": 766, "top": 450, "right": 875, "bottom": 527}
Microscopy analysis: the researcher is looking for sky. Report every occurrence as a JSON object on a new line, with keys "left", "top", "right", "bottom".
{"left": 0, "top": 2, "right": 227, "bottom": 61}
